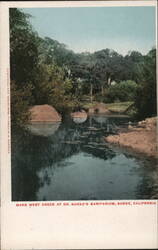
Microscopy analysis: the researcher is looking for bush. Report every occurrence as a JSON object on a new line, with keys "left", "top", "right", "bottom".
{"left": 134, "top": 49, "right": 156, "bottom": 119}
{"left": 94, "top": 93, "right": 105, "bottom": 102}
{"left": 105, "top": 80, "right": 138, "bottom": 103}
{"left": 11, "top": 81, "right": 34, "bottom": 127}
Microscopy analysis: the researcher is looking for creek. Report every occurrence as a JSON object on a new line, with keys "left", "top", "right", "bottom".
{"left": 11, "top": 115, "right": 157, "bottom": 201}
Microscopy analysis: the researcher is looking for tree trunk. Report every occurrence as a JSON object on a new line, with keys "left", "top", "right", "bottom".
{"left": 108, "top": 76, "right": 111, "bottom": 86}
{"left": 89, "top": 115, "right": 92, "bottom": 127}
{"left": 101, "top": 85, "right": 104, "bottom": 96}
{"left": 90, "top": 83, "right": 93, "bottom": 103}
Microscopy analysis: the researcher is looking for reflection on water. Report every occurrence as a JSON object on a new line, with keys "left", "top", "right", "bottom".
{"left": 73, "top": 116, "right": 87, "bottom": 124}
{"left": 11, "top": 115, "right": 158, "bottom": 201}
{"left": 27, "top": 122, "right": 61, "bottom": 137}
{"left": 93, "top": 116, "right": 108, "bottom": 124}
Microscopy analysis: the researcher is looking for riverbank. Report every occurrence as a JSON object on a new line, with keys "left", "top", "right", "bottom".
{"left": 82, "top": 101, "right": 132, "bottom": 114}
{"left": 105, "top": 117, "right": 157, "bottom": 158}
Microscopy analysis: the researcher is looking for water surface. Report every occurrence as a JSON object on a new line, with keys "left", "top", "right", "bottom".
{"left": 11, "top": 115, "right": 158, "bottom": 201}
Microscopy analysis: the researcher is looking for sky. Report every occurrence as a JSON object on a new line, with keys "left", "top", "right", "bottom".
{"left": 23, "top": 6, "right": 156, "bottom": 56}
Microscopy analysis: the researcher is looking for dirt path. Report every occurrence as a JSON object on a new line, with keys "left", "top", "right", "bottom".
{"left": 105, "top": 117, "right": 157, "bottom": 158}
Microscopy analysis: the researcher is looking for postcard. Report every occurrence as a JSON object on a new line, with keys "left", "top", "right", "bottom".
{"left": 0, "top": 1, "right": 157, "bottom": 249}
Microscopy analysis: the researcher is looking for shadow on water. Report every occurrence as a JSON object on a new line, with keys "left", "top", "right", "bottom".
{"left": 11, "top": 115, "right": 158, "bottom": 201}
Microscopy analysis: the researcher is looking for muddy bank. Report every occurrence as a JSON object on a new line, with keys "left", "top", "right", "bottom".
{"left": 88, "top": 103, "right": 111, "bottom": 114}
{"left": 105, "top": 117, "right": 157, "bottom": 158}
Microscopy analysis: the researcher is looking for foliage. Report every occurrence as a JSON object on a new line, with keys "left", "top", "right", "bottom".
{"left": 34, "top": 63, "right": 75, "bottom": 114}
{"left": 10, "top": 8, "right": 156, "bottom": 125}
{"left": 11, "top": 81, "right": 33, "bottom": 127}
{"left": 105, "top": 80, "right": 138, "bottom": 103}
{"left": 10, "top": 9, "right": 76, "bottom": 124}
{"left": 10, "top": 8, "right": 39, "bottom": 87}
{"left": 122, "top": 51, "right": 144, "bottom": 82}
{"left": 10, "top": 8, "right": 38, "bottom": 127}
{"left": 134, "top": 49, "right": 157, "bottom": 119}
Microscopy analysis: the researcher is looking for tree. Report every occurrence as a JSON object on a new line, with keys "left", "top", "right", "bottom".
{"left": 123, "top": 51, "right": 143, "bottom": 82}
{"left": 10, "top": 8, "right": 39, "bottom": 87}
{"left": 106, "top": 80, "right": 138, "bottom": 103}
{"left": 10, "top": 8, "right": 39, "bottom": 126}
{"left": 134, "top": 48, "right": 156, "bottom": 119}
{"left": 34, "top": 63, "right": 75, "bottom": 114}
{"left": 92, "top": 49, "right": 125, "bottom": 94}
{"left": 11, "top": 81, "right": 33, "bottom": 127}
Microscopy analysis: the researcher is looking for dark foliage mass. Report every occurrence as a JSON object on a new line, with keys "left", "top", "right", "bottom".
{"left": 10, "top": 8, "right": 157, "bottom": 126}
{"left": 134, "top": 49, "right": 157, "bottom": 119}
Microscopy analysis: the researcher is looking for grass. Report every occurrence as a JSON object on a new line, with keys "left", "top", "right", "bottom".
{"left": 82, "top": 100, "right": 133, "bottom": 114}
{"left": 78, "top": 94, "right": 133, "bottom": 114}
{"left": 105, "top": 101, "right": 133, "bottom": 113}
{"left": 82, "top": 101, "right": 97, "bottom": 110}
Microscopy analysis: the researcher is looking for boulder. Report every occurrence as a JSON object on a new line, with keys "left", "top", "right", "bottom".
{"left": 71, "top": 110, "right": 88, "bottom": 124}
{"left": 71, "top": 110, "right": 87, "bottom": 118}
{"left": 29, "top": 104, "right": 61, "bottom": 122}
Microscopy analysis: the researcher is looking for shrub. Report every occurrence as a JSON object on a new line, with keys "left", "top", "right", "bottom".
{"left": 11, "top": 81, "right": 34, "bottom": 127}
{"left": 134, "top": 49, "right": 156, "bottom": 119}
{"left": 105, "top": 80, "right": 138, "bottom": 103}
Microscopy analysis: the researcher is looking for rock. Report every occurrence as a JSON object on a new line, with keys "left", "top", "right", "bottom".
{"left": 128, "top": 125, "right": 133, "bottom": 129}
{"left": 146, "top": 127, "right": 151, "bottom": 131}
{"left": 71, "top": 110, "right": 87, "bottom": 118}
{"left": 71, "top": 110, "right": 88, "bottom": 124}
{"left": 29, "top": 104, "right": 61, "bottom": 122}
{"left": 105, "top": 116, "right": 157, "bottom": 158}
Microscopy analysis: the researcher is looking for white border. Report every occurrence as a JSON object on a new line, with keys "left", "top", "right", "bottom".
{"left": 0, "top": 1, "right": 157, "bottom": 249}
{"left": 1, "top": 0, "right": 157, "bottom": 8}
